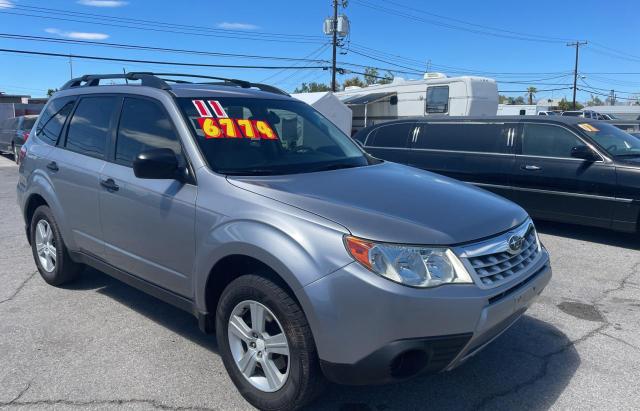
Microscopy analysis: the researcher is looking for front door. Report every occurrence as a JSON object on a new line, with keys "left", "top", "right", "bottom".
{"left": 99, "top": 97, "right": 196, "bottom": 296}
{"left": 512, "top": 122, "right": 616, "bottom": 228}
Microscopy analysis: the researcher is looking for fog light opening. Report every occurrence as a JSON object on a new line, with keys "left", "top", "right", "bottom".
{"left": 389, "top": 349, "right": 428, "bottom": 378}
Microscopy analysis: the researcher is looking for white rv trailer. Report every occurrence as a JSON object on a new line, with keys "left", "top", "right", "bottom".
{"left": 334, "top": 73, "right": 498, "bottom": 133}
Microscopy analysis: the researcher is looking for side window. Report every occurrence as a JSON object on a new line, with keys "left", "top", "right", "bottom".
{"left": 115, "top": 98, "right": 182, "bottom": 167}
{"left": 65, "top": 96, "right": 118, "bottom": 159}
{"left": 365, "top": 123, "right": 413, "bottom": 148}
{"left": 415, "top": 123, "right": 511, "bottom": 154}
{"left": 35, "top": 97, "right": 75, "bottom": 145}
{"left": 426, "top": 86, "right": 449, "bottom": 114}
{"left": 522, "top": 124, "right": 585, "bottom": 158}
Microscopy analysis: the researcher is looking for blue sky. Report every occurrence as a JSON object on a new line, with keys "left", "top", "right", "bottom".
{"left": 0, "top": 0, "right": 639, "bottom": 102}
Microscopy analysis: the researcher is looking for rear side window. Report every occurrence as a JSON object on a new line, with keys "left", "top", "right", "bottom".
{"left": 65, "top": 96, "right": 119, "bottom": 159}
{"left": 415, "top": 123, "right": 511, "bottom": 154}
{"left": 35, "top": 97, "right": 75, "bottom": 145}
{"left": 115, "top": 98, "right": 182, "bottom": 167}
{"left": 426, "top": 86, "right": 449, "bottom": 114}
{"left": 366, "top": 123, "right": 413, "bottom": 148}
{"left": 521, "top": 124, "right": 585, "bottom": 158}
{"left": 22, "top": 117, "right": 37, "bottom": 130}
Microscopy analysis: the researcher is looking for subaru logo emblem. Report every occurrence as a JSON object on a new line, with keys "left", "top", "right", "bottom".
{"left": 508, "top": 235, "right": 524, "bottom": 254}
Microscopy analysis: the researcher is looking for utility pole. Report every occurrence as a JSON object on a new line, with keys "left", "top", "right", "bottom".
{"left": 567, "top": 41, "right": 587, "bottom": 109}
{"left": 68, "top": 54, "right": 73, "bottom": 79}
{"left": 331, "top": 0, "right": 339, "bottom": 92}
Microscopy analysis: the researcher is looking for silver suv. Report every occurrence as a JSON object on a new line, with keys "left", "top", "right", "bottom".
{"left": 17, "top": 73, "right": 552, "bottom": 410}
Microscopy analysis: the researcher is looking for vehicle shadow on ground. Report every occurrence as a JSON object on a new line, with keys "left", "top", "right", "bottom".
{"left": 311, "top": 316, "right": 578, "bottom": 411}
{"left": 535, "top": 219, "right": 640, "bottom": 250}
{"left": 65, "top": 267, "right": 218, "bottom": 352}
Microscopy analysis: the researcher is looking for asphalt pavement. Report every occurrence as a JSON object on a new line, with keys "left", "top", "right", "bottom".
{"left": 1, "top": 154, "right": 639, "bottom": 410}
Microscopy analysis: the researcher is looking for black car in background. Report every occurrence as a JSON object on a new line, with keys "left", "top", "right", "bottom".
{"left": 0, "top": 115, "right": 37, "bottom": 164}
{"left": 354, "top": 116, "right": 640, "bottom": 232}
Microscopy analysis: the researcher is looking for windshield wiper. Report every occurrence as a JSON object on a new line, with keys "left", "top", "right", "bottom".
{"left": 312, "top": 163, "right": 361, "bottom": 172}
{"left": 220, "top": 169, "right": 277, "bottom": 176}
{"left": 614, "top": 153, "right": 640, "bottom": 157}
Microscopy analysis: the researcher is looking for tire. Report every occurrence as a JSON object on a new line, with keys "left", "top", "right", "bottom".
{"left": 30, "top": 205, "right": 84, "bottom": 286}
{"left": 216, "top": 275, "right": 325, "bottom": 411}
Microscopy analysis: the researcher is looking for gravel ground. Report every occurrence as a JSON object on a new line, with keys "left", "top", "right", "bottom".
{"left": 1, "top": 154, "right": 639, "bottom": 410}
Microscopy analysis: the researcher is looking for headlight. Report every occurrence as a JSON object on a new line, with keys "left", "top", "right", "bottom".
{"left": 344, "top": 236, "right": 473, "bottom": 288}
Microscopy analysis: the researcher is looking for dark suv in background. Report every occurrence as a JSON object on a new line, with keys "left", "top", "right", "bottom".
{"left": 354, "top": 117, "right": 640, "bottom": 232}
{"left": 0, "top": 115, "right": 37, "bottom": 164}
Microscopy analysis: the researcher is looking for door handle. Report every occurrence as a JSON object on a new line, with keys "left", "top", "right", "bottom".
{"left": 100, "top": 178, "right": 119, "bottom": 192}
{"left": 46, "top": 161, "right": 59, "bottom": 172}
{"left": 521, "top": 164, "right": 542, "bottom": 171}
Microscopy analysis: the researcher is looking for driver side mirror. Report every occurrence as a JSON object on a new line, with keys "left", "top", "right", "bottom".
{"left": 571, "top": 146, "right": 599, "bottom": 162}
{"left": 133, "top": 148, "right": 184, "bottom": 180}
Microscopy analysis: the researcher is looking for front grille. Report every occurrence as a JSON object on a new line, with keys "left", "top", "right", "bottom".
{"left": 459, "top": 221, "right": 541, "bottom": 289}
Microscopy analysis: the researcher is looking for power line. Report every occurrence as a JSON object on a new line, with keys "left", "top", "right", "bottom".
{"left": 0, "top": 33, "right": 332, "bottom": 63}
{"left": 0, "top": 9, "right": 325, "bottom": 44}
{"left": 0, "top": 48, "right": 329, "bottom": 70}
{"left": 8, "top": 3, "right": 325, "bottom": 41}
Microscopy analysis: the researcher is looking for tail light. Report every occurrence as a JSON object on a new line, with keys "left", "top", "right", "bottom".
{"left": 22, "top": 131, "right": 30, "bottom": 141}
{"left": 19, "top": 145, "right": 27, "bottom": 163}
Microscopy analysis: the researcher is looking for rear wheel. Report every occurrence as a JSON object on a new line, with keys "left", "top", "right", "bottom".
{"left": 30, "top": 205, "right": 84, "bottom": 286}
{"left": 216, "top": 275, "right": 324, "bottom": 411}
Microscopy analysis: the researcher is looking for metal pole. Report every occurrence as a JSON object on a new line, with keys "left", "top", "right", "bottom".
{"left": 69, "top": 54, "right": 73, "bottom": 79}
{"left": 331, "top": 0, "right": 338, "bottom": 92}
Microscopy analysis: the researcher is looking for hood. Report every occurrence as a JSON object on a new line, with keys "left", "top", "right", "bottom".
{"left": 227, "top": 162, "right": 528, "bottom": 245}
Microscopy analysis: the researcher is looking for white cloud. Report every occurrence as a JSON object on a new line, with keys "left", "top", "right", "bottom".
{"left": 45, "top": 28, "right": 110, "bottom": 40}
{"left": 77, "top": 0, "right": 128, "bottom": 7}
{"left": 217, "top": 22, "right": 259, "bottom": 30}
{"left": 0, "top": 0, "right": 15, "bottom": 9}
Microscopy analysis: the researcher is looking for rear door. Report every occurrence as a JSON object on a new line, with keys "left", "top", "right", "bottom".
{"left": 99, "top": 96, "right": 196, "bottom": 296}
{"left": 361, "top": 121, "right": 415, "bottom": 165}
{"left": 511, "top": 122, "right": 616, "bottom": 228}
{"left": 48, "top": 95, "right": 120, "bottom": 257}
{"left": 408, "top": 121, "right": 517, "bottom": 201}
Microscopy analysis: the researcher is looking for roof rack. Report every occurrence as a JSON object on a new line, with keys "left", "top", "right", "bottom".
{"left": 60, "top": 71, "right": 290, "bottom": 96}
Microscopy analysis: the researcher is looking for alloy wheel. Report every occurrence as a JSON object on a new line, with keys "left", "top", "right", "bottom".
{"left": 227, "top": 300, "right": 290, "bottom": 392}
{"left": 35, "top": 220, "right": 56, "bottom": 272}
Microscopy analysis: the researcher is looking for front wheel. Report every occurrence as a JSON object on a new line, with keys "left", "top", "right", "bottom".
{"left": 216, "top": 275, "right": 325, "bottom": 411}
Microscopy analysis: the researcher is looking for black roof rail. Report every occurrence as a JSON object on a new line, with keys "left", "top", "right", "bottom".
{"left": 147, "top": 73, "right": 290, "bottom": 96}
{"left": 61, "top": 72, "right": 171, "bottom": 90}
{"left": 60, "top": 72, "right": 290, "bottom": 96}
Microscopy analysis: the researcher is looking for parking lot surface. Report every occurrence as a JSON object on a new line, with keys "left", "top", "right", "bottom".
{"left": 1, "top": 154, "right": 639, "bottom": 410}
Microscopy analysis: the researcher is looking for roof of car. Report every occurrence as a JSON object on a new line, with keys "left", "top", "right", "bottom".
{"left": 371, "top": 115, "right": 604, "bottom": 126}
{"left": 53, "top": 82, "right": 294, "bottom": 101}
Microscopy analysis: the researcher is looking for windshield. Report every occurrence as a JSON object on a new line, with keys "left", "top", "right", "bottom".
{"left": 578, "top": 123, "right": 640, "bottom": 157}
{"left": 562, "top": 111, "right": 582, "bottom": 117}
{"left": 178, "top": 97, "right": 369, "bottom": 175}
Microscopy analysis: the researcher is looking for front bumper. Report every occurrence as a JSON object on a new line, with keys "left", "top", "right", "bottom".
{"left": 301, "top": 249, "right": 551, "bottom": 385}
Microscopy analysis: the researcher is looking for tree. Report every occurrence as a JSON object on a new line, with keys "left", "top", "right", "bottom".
{"left": 378, "top": 71, "right": 394, "bottom": 85}
{"left": 557, "top": 98, "right": 583, "bottom": 111}
{"left": 293, "top": 82, "right": 332, "bottom": 93}
{"left": 586, "top": 95, "right": 603, "bottom": 107}
{"left": 363, "top": 67, "right": 379, "bottom": 85}
{"left": 342, "top": 77, "right": 365, "bottom": 89}
{"left": 514, "top": 96, "right": 526, "bottom": 105}
{"left": 499, "top": 95, "right": 509, "bottom": 104}
{"left": 47, "top": 88, "right": 58, "bottom": 97}
{"left": 526, "top": 87, "right": 537, "bottom": 105}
